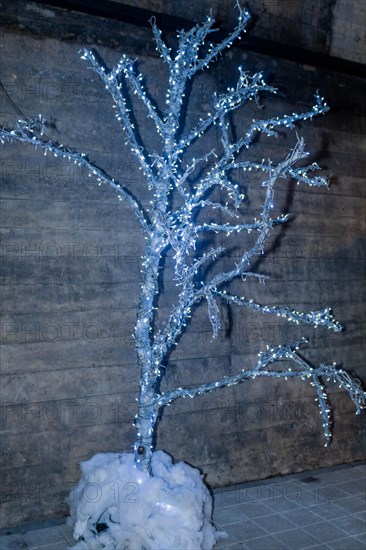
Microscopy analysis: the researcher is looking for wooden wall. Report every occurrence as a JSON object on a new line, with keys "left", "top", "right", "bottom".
{"left": 0, "top": 0, "right": 365, "bottom": 528}
{"left": 111, "top": 0, "right": 366, "bottom": 64}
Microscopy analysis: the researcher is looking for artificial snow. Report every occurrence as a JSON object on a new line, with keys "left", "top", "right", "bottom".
{"left": 67, "top": 450, "right": 227, "bottom": 549}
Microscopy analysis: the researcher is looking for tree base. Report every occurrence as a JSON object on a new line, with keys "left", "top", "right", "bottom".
{"left": 67, "top": 450, "right": 227, "bottom": 549}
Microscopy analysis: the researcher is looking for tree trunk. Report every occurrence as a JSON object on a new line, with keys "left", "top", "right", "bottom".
{"left": 133, "top": 236, "right": 162, "bottom": 474}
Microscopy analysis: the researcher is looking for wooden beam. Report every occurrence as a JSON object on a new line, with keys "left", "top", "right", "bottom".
{"left": 33, "top": 0, "right": 366, "bottom": 79}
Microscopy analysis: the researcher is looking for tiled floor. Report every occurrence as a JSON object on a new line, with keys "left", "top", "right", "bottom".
{"left": 213, "top": 461, "right": 365, "bottom": 549}
{"left": 0, "top": 461, "right": 364, "bottom": 549}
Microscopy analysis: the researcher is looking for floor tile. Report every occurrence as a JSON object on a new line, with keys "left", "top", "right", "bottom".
{"left": 338, "top": 480, "right": 366, "bottom": 497}
{"left": 214, "top": 483, "right": 274, "bottom": 508}
{"left": 330, "top": 515, "right": 366, "bottom": 536}
{"left": 242, "top": 485, "right": 275, "bottom": 503}
{"left": 355, "top": 510, "right": 366, "bottom": 523}
{"left": 225, "top": 520, "right": 268, "bottom": 542}
{"left": 252, "top": 513, "right": 297, "bottom": 534}
{"left": 58, "top": 523, "right": 75, "bottom": 544}
{"left": 317, "top": 471, "right": 350, "bottom": 483}
{"left": 308, "top": 502, "right": 350, "bottom": 520}
{"left": 37, "top": 544, "right": 66, "bottom": 550}
{"left": 229, "top": 501, "right": 273, "bottom": 519}
{"left": 23, "top": 525, "right": 65, "bottom": 548}
{"left": 213, "top": 533, "right": 241, "bottom": 548}
{"left": 327, "top": 537, "right": 366, "bottom": 549}
{"left": 313, "top": 488, "right": 350, "bottom": 505}
{"left": 274, "top": 527, "right": 319, "bottom": 549}
{"left": 337, "top": 466, "right": 366, "bottom": 480}
{"left": 280, "top": 507, "right": 322, "bottom": 526}
{"left": 214, "top": 491, "right": 245, "bottom": 509}
{"left": 219, "top": 545, "right": 246, "bottom": 550}
{"left": 265, "top": 496, "right": 304, "bottom": 513}
{"left": 336, "top": 496, "right": 366, "bottom": 514}
{"left": 214, "top": 506, "right": 247, "bottom": 526}
{"left": 243, "top": 534, "right": 288, "bottom": 549}
{"left": 353, "top": 465, "right": 366, "bottom": 473}
{"left": 299, "top": 491, "right": 332, "bottom": 507}
{"left": 303, "top": 521, "right": 350, "bottom": 544}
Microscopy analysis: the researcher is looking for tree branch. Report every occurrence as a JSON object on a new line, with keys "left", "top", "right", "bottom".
{"left": 215, "top": 290, "right": 342, "bottom": 332}
{"left": 109, "top": 54, "right": 165, "bottom": 136}
{"left": 196, "top": 139, "right": 308, "bottom": 296}
{"left": 152, "top": 246, "right": 225, "bottom": 364}
{"left": 158, "top": 339, "right": 366, "bottom": 445}
{"left": 176, "top": 70, "right": 275, "bottom": 155}
{"left": 81, "top": 49, "right": 157, "bottom": 187}
{"left": 163, "top": 4, "right": 251, "bottom": 149}
{"left": 196, "top": 215, "right": 290, "bottom": 234}
{"left": 229, "top": 94, "right": 330, "bottom": 174}
{"left": 187, "top": 4, "right": 251, "bottom": 77}
{"left": 150, "top": 16, "right": 172, "bottom": 67}
{"left": 0, "top": 119, "right": 151, "bottom": 233}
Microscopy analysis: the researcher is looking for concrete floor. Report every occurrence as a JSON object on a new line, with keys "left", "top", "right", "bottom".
{"left": 0, "top": 461, "right": 365, "bottom": 549}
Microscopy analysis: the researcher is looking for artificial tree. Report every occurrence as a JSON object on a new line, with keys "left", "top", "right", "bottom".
{"left": 1, "top": 4, "right": 365, "bottom": 549}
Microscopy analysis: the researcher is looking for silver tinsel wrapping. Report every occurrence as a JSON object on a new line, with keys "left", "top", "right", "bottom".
{"left": 1, "top": 3, "right": 365, "bottom": 474}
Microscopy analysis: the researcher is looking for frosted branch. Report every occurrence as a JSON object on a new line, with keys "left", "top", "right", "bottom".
{"left": 206, "top": 292, "right": 221, "bottom": 340}
{"left": 226, "top": 157, "right": 329, "bottom": 188}
{"left": 152, "top": 293, "right": 194, "bottom": 363}
{"left": 196, "top": 214, "right": 290, "bottom": 234}
{"left": 0, "top": 119, "right": 150, "bottom": 233}
{"left": 189, "top": 123, "right": 322, "bottom": 216}
{"left": 163, "top": 4, "right": 251, "bottom": 145}
{"left": 228, "top": 94, "right": 330, "bottom": 175}
{"left": 215, "top": 290, "right": 342, "bottom": 332}
{"left": 177, "top": 70, "right": 275, "bottom": 154}
{"left": 150, "top": 16, "right": 172, "bottom": 66}
{"left": 187, "top": 5, "right": 251, "bottom": 77}
{"left": 159, "top": 339, "right": 366, "bottom": 445}
{"left": 109, "top": 54, "right": 164, "bottom": 136}
{"left": 152, "top": 246, "right": 225, "bottom": 363}
{"left": 192, "top": 170, "right": 245, "bottom": 209}
{"left": 197, "top": 139, "right": 309, "bottom": 294}
{"left": 81, "top": 49, "right": 157, "bottom": 187}
{"left": 195, "top": 200, "right": 239, "bottom": 218}
{"left": 178, "top": 149, "right": 217, "bottom": 190}
{"left": 160, "top": 137, "right": 324, "bottom": 346}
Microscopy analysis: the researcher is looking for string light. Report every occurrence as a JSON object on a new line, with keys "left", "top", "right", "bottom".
{"left": 1, "top": 2, "right": 364, "bottom": 475}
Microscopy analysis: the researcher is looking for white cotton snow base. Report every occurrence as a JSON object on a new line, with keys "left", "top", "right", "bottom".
{"left": 66, "top": 450, "right": 227, "bottom": 550}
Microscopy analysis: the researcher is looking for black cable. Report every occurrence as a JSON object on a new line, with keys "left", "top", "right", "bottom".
{"left": 0, "top": 78, "right": 28, "bottom": 120}
{"left": 0, "top": 78, "right": 56, "bottom": 143}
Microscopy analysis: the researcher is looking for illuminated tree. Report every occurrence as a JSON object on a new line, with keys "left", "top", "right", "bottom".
{"left": 1, "top": 5, "right": 365, "bottom": 548}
